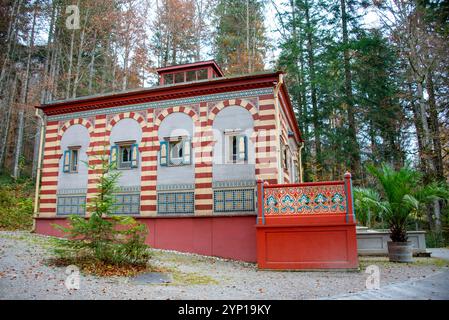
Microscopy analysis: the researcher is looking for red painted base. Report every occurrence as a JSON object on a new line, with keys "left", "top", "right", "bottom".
{"left": 256, "top": 215, "right": 359, "bottom": 270}
{"left": 34, "top": 215, "right": 257, "bottom": 262}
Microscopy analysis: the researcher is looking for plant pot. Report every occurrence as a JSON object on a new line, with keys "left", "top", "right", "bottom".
{"left": 387, "top": 241, "right": 413, "bottom": 263}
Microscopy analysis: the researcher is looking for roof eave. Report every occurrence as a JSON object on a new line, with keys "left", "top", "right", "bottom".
{"left": 36, "top": 71, "right": 282, "bottom": 116}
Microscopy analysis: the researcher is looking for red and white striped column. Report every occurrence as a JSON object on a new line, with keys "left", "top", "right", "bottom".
{"left": 140, "top": 109, "right": 158, "bottom": 216}
{"left": 194, "top": 102, "right": 214, "bottom": 215}
{"left": 38, "top": 120, "right": 60, "bottom": 217}
{"left": 255, "top": 94, "right": 279, "bottom": 184}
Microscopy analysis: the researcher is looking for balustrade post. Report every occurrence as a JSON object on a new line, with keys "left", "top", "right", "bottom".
{"left": 257, "top": 179, "right": 265, "bottom": 225}
{"left": 344, "top": 172, "right": 355, "bottom": 223}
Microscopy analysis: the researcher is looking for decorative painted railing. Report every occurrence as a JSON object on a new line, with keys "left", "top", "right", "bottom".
{"left": 256, "top": 172, "right": 355, "bottom": 225}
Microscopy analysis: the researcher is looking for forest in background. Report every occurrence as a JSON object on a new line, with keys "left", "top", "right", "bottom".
{"left": 0, "top": 1, "right": 447, "bottom": 236}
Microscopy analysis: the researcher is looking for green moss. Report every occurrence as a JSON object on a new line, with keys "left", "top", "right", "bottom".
{"left": 0, "top": 231, "right": 60, "bottom": 251}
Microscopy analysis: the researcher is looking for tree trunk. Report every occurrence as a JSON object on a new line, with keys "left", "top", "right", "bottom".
{"left": 13, "top": 6, "right": 36, "bottom": 178}
{"left": 304, "top": 0, "right": 322, "bottom": 178}
{"left": 0, "top": 0, "right": 23, "bottom": 94}
{"left": 195, "top": 0, "right": 203, "bottom": 61}
{"left": 0, "top": 74, "right": 18, "bottom": 170}
{"left": 72, "top": 11, "right": 88, "bottom": 98}
{"left": 88, "top": 31, "right": 97, "bottom": 95}
{"left": 40, "top": 0, "right": 56, "bottom": 104}
{"left": 100, "top": 35, "right": 110, "bottom": 93}
{"left": 416, "top": 80, "right": 434, "bottom": 179}
{"left": 409, "top": 82, "right": 426, "bottom": 175}
{"left": 246, "top": 0, "right": 250, "bottom": 73}
{"left": 340, "top": 0, "right": 360, "bottom": 178}
{"left": 13, "top": 109, "right": 24, "bottom": 178}
{"left": 426, "top": 71, "right": 444, "bottom": 181}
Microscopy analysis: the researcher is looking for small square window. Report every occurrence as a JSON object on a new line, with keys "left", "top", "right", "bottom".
{"left": 186, "top": 70, "right": 196, "bottom": 82}
{"left": 111, "top": 142, "right": 138, "bottom": 170}
{"left": 197, "top": 68, "right": 207, "bottom": 80}
{"left": 164, "top": 74, "right": 173, "bottom": 84}
{"left": 70, "top": 149, "right": 78, "bottom": 172}
{"left": 160, "top": 137, "right": 191, "bottom": 166}
{"left": 63, "top": 147, "right": 80, "bottom": 173}
{"left": 175, "top": 72, "right": 184, "bottom": 83}
{"left": 119, "top": 145, "right": 132, "bottom": 169}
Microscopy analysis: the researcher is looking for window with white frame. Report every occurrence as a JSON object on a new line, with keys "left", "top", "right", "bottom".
{"left": 63, "top": 146, "right": 80, "bottom": 173}
{"left": 224, "top": 130, "right": 247, "bottom": 164}
{"left": 159, "top": 136, "right": 191, "bottom": 166}
{"left": 110, "top": 141, "right": 139, "bottom": 169}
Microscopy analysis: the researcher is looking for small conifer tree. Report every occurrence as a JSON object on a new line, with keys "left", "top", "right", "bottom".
{"left": 53, "top": 154, "right": 150, "bottom": 266}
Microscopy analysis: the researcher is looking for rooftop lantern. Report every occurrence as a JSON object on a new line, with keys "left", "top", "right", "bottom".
{"left": 156, "top": 60, "right": 225, "bottom": 85}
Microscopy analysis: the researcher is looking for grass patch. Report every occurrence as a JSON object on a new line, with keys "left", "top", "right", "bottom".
{"left": 411, "top": 257, "right": 449, "bottom": 268}
{"left": 0, "top": 231, "right": 53, "bottom": 249}
{"left": 150, "top": 249, "right": 216, "bottom": 265}
{"left": 170, "top": 270, "right": 219, "bottom": 286}
{"left": 359, "top": 256, "right": 449, "bottom": 270}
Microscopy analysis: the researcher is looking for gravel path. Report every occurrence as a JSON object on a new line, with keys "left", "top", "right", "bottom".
{"left": 328, "top": 270, "right": 449, "bottom": 300}
{"left": 428, "top": 248, "right": 449, "bottom": 261}
{"left": 1, "top": 231, "right": 448, "bottom": 300}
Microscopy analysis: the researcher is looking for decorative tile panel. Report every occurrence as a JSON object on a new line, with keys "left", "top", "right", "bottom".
{"left": 57, "top": 188, "right": 88, "bottom": 195}
{"left": 212, "top": 180, "right": 256, "bottom": 189}
{"left": 157, "top": 184, "right": 195, "bottom": 191}
{"left": 57, "top": 195, "right": 86, "bottom": 215}
{"left": 117, "top": 185, "right": 141, "bottom": 193}
{"left": 112, "top": 193, "right": 140, "bottom": 215}
{"left": 263, "top": 185, "right": 346, "bottom": 215}
{"left": 214, "top": 188, "right": 255, "bottom": 213}
{"left": 157, "top": 192, "right": 194, "bottom": 214}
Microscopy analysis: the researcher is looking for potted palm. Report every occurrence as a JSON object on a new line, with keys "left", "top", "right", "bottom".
{"left": 357, "top": 163, "right": 448, "bottom": 262}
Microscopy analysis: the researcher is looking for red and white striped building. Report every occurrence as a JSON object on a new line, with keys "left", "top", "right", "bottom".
{"left": 35, "top": 61, "right": 303, "bottom": 262}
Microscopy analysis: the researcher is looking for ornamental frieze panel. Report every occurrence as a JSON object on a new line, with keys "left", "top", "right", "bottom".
{"left": 207, "top": 96, "right": 259, "bottom": 115}
{"left": 264, "top": 184, "right": 347, "bottom": 215}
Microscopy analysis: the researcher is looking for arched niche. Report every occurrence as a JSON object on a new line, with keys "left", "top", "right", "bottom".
{"left": 212, "top": 105, "right": 255, "bottom": 182}
{"left": 157, "top": 112, "right": 195, "bottom": 186}
{"left": 57, "top": 124, "right": 90, "bottom": 191}
{"left": 109, "top": 118, "right": 143, "bottom": 187}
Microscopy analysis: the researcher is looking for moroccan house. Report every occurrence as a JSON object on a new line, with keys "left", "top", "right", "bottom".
{"left": 34, "top": 60, "right": 307, "bottom": 263}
